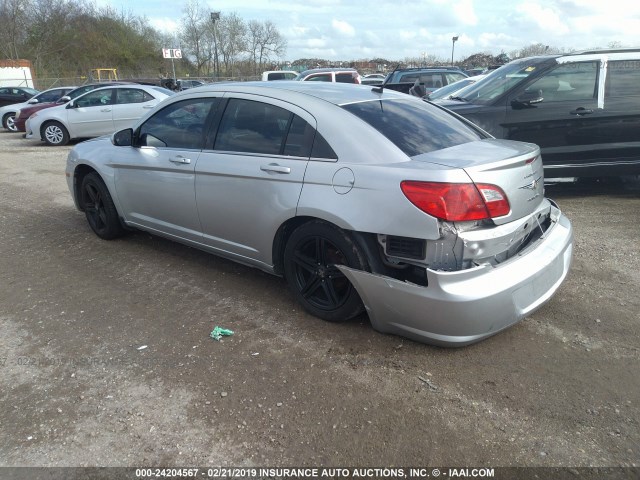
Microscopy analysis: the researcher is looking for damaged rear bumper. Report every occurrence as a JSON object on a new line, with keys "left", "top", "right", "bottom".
{"left": 338, "top": 205, "right": 573, "bottom": 347}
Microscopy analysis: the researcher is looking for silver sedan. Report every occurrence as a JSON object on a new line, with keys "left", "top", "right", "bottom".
{"left": 26, "top": 85, "right": 173, "bottom": 146}
{"left": 65, "top": 82, "right": 573, "bottom": 346}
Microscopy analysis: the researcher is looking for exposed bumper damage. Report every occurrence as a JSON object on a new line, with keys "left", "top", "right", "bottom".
{"left": 339, "top": 202, "right": 573, "bottom": 347}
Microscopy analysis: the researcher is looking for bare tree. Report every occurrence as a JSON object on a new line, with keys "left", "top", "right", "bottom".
{"left": 247, "top": 20, "right": 286, "bottom": 74}
{"left": 0, "top": 0, "right": 29, "bottom": 59}
{"left": 179, "top": 0, "right": 210, "bottom": 75}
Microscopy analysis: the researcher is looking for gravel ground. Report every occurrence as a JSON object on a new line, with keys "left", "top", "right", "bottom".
{"left": 0, "top": 132, "right": 638, "bottom": 475}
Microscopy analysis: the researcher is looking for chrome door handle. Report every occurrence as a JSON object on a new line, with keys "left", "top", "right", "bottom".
{"left": 170, "top": 156, "right": 191, "bottom": 164}
{"left": 260, "top": 164, "right": 291, "bottom": 174}
{"left": 143, "top": 105, "right": 155, "bottom": 109}
{"left": 100, "top": 108, "right": 112, "bottom": 112}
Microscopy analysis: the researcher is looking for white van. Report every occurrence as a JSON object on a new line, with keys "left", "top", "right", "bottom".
{"left": 261, "top": 71, "right": 298, "bottom": 81}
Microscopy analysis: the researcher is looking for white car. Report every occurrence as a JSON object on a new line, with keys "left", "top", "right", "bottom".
{"left": 0, "top": 86, "right": 76, "bottom": 132}
{"left": 25, "top": 85, "right": 173, "bottom": 146}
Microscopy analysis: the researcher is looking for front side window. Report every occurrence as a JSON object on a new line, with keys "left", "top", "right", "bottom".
{"left": 525, "top": 62, "right": 598, "bottom": 102}
{"left": 457, "top": 59, "right": 550, "bottom": 104}
{"left": 138, "top": 98, "right": 218, "bottom": 149}
{"left": 116, "top": 88, "right": 155, "bottom": 104}
{"left": 343, "top": 99, "right": 484, "bottom": 157}
{"left": 605, "top": 60, "right": 640, "bottom": 98}
{"left": 75, "top": 89, "right": 114, "bottom": 107}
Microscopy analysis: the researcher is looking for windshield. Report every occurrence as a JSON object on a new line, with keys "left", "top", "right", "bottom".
{"left": 453, "top": 58, "right": 551, "bottom": 105}
{"left": 428, "top": 78, "right": 475, "bottom": 100}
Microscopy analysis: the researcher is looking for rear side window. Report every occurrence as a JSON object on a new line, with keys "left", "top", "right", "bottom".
{"left": 116, "top": 88, "right": 154, "bottom": 104}
{"left": 605, "top": 60, "right": 640, "bottom": 98}
{"left": 335, "top": 72, "right": 357, "bottom": 83}
{"left": 343, "top": 99, "right": 484, "bottom": 156}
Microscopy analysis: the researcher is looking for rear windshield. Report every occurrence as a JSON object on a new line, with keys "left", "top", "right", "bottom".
{"left": 342, "top": 99, "right": 484, "bottom": 156}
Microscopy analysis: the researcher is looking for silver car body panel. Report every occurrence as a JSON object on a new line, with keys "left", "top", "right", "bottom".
{"left": 338, "top": 204, "right": 573, "bottom": 346}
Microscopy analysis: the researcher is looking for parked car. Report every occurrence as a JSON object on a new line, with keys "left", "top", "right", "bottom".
{"left": 361, "top": 73, "right": 386, "bottom": 86}
{"left": 381, "top": 67, "right": 468, "bottom": 95}
{"left": 65, "top": 82, "right": 573, "bottom": 346}
{"left": 434, "top": 48, "right": 640, "bottom": 178}
{"left": 295, "top": 68, "right": 361, "bottom": 84}
{"left": 26, "top": 85, "right": 172, "bottom": 146}
{"left": 426, "top": 75, "right": 487, "bottom": 101}
{"left": 0, "top": 86, "right": 39, "bottom": 108}
{"left": 14, "top": 82, "right": 136, "bottom": 133}
{"left": 1, "top": 86, "right": 75, "bottom": 131}
{"left": 261, "top": 71, "right": 298, "bottom": 81}
{"left": 178, "top": 79, "right": 205, "bottom": 90}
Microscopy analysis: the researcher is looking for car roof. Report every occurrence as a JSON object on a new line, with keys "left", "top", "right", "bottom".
{"left": 298, "top": 67, "right": 358, "bottom": 76}
{"left": 173, "top": 81, "right": 411, "bottom": 106}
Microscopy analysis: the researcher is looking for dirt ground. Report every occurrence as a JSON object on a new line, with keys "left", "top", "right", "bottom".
{"left": 0, "top": 132, "right": 638, "bottom": 474}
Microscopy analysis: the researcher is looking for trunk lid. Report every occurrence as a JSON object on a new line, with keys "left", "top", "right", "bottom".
{"left": 414, "top": 138, "right": 545, "bottom": 225}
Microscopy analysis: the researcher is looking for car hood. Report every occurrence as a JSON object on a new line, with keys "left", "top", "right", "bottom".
{"left": 432, "top": 99, "right": 485, "bottom": 113}
{"left": 414, "top": 139, "right": 545, "bottom": 225}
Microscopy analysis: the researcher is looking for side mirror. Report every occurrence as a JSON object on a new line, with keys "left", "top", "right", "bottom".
{"left": 27, "top": 98, "right": 39, "bottom": 104}
{"left": 58, "top": 95, "right": 71, "bottom": 104}
{"left": 511, "top": 89, "right": 543, "bottom": 108}
{"left": 112, "top": 128, "right": 133, "bottom": 147}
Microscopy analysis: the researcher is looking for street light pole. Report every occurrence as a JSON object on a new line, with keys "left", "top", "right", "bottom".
{"left": 451, "top": 36, "right": 459, "bottom": 66}
{"left": 210, "top": 11, "right": 220, "bottom": 80}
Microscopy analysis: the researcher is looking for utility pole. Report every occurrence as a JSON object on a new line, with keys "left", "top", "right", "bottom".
{"left": 451, "top": 35, "right": 459, "bottom": 66}
{"left": 211, "top": 12, "right": 220, "bottom": 80}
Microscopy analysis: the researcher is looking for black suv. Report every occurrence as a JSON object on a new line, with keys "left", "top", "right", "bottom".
{"left": 433, "top": 49, "right": 640, "bottom": 178}
{"left": 382, "top": 67, "right": 469, "bottom": 95}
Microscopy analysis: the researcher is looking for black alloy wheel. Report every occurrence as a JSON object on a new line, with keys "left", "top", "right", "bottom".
{"left": 284, "top": 221, "right": 367, "bottom": 322}
{"left": 80, "top": 173, "right": 124, "bottom": 240}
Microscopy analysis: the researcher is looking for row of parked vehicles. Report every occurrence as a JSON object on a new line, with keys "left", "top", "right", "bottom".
{"left": 4, "top": 48, "right": 638, "bottom": 179}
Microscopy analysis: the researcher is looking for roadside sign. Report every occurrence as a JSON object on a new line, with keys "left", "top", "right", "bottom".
{"left": 162, "top": 48, "right": 182, "bottom": 59}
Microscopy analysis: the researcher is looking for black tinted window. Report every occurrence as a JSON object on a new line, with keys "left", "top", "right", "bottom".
{"left": 335, "top": 73, "right": 356, "bottom": 83}
{"left": 38, "top": 90, "right": 65, "bottom": 102}
{"left": 283, "top": 115, "right": 314, "bottom": 157}
{"left": 139, "top": 98, "right": 217, "bottom": 149}
{"left": 310, "top": 132, "right": 337, "bottom": 159}
{"left": 343, "top": 99, "right": 483, "bottom": 156}
{"left": 214, "top": 99, "right": 291, "bottom": 155}
{"left": 606, "top": 61, "right": 640, "bottom": 97}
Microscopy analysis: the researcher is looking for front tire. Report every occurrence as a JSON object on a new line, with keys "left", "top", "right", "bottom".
{"left": 283, "top": 220, "right": 368, "bottom": 322}
{"left": 42, "top": 121, "right": 69, "bottom": 146}
{"left": 80, "top": 173, "right": 124, "bottom": 240}
{"left": 2, "top": 113, "right": 16, "bottom": 132}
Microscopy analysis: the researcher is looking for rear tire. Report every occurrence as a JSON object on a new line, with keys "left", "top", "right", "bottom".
{"left": 80, "top": 173, "right": 124, "bottom": 240}
{"left": 283, "top": 220, "right": 367, "bottom": 322}
{"left": 42, "top": 121, "right": 69, "bottom": 146}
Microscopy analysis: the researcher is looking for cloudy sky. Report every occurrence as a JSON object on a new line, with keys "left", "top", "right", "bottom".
{"left": 102, "top": 0, "right": 639, "bottom": 61}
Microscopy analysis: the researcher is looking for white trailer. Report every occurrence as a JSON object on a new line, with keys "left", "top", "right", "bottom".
{"left": 0, "top": 60, "right": 35, "bottom": 88}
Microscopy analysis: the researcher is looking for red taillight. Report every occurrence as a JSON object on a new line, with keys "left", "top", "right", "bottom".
{"left": 400, "top": 181, "right": 510, "bottom": 221}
